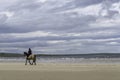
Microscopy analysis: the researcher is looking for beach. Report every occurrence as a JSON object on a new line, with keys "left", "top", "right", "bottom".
{"left": 0, "top": 63, "right": 120, "bottom": 80}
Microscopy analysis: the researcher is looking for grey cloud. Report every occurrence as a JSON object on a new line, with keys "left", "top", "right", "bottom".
{"left": 3, "top": 0, "right": 117, "bottom": 33}
{"left": 99, "top": 0, "right": 119, "bottom": 17}
{"left": 0, "top": 41, "right": 49, "bottom": 48}
{"left": 107, "top": 10, "right": 119, "bottom": 17}
{"left": 8, "top": 0, "right": 42, "bottom": 11}
{"left": 73, "top": 0, "right": 119, "bottom": 8}
{"left": 74, "top": 0, "right": 102, "bottom": 7}
{"left": 0, "top": 14, "right": 8, "bottom": 24}
{"left": 0, "top": 0, "right": 120, "bottom": 54}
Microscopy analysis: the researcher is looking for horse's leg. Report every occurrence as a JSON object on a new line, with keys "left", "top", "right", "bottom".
{"left": 33, "top": 60, "right": 35, "bottom": 65}
{"left": 29, "top": 60, "right": 32, "bottom": 65}
{"left": 25, "top": 59, "right": 27, "bottom": 65}
{"left": 31, "top": 60, "right": 33, "bottom": 65}
{"left": 34, "top": 60, "right": 36, "bottom": 65}
{"left": 34, "top": 56, "right": 36, "bottom": 65}
{"left": 29, "top": 59, "right": 33, "bottom": 65}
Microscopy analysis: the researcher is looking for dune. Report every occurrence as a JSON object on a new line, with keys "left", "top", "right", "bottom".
{"left": 0, "top": 63, "right": 119, "bottom": 80}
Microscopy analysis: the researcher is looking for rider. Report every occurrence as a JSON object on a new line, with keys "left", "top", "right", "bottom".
{"left": 28, "top": 48, "right": 32, "bottom": 57}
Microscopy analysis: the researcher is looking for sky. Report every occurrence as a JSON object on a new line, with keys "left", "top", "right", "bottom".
{"left": 0, "top": 0, "right": 120, "bottom": 54}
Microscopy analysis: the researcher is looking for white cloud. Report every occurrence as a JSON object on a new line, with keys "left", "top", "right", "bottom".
{"left": 10, "top": 31, "right": 59, "bottom": 38}
{"left": 58, "top": 4, "right": 102, "bottom": 16}
{"left": 111, "top": 2, "right": 120, "bottom": 13}
{"left": 0, "top": 11, "right": 14, "bottom": 18}
{"left": 36, "top": 0, "right": 47, "bottom": 3}
{"left": 47, "top": 40, "right": 66, "bottom": 44}
{"left": 107, "top": 42, "right": 118, "bottom": 45}
{"left": 90, "top": 17, "right": 120, "bottom": 28}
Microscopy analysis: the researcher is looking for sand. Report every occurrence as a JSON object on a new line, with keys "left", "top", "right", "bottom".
{"left": 0, "top": 63, "right": 120, "bottom": 80}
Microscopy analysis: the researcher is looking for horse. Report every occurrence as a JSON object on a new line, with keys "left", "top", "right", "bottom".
{"left": 24, "top": 52, "right": 36, "bottom": 65}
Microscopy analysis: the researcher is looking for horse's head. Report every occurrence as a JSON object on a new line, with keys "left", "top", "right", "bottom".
{"left": 24, "top": 52, "right": 28, "bottom": 57}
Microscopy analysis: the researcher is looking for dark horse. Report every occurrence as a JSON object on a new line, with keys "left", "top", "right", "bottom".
{"left": 24, "top": 52, "right": 36, "bottom": 65}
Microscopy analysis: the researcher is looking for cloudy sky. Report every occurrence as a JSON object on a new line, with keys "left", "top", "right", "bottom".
{"left": 0, "top": 0, "right": 120, "bottom": 54}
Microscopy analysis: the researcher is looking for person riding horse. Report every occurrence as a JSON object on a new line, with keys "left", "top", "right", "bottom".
{"left": 24, "top": 48, "right": 36, "bottom": 65}
{"left": 28, "top": 48, "right": 32, "bottom": 56}
{"left": 27, "top": 48, "right": 34, "bottom": 60}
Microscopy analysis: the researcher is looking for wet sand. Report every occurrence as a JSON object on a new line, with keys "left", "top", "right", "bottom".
{"left": 0, "top": 63, "right": 120, "bottom": 80}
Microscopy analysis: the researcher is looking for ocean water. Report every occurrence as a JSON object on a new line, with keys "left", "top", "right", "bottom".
{"left": 38, "top": 57, "right": 120, "bottom": 64}
{"left": 0, "top": 56, "right": 120, "bottom": 64}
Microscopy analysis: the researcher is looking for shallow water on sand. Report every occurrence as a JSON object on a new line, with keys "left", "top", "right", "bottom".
{"left": 0, "top": 57, "right": 120, "bottom": 64}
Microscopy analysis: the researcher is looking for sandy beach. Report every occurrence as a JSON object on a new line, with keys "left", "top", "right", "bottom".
{"left": 0, "top": 63, "right": 119, "bottom": 80}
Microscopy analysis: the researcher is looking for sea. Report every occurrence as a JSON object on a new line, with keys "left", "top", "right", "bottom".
{"left": 0, "top": 53, "right": 120, "bottom": 64}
